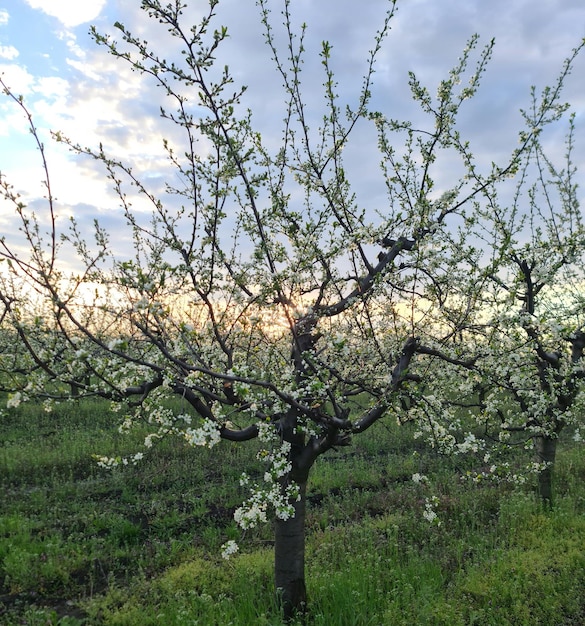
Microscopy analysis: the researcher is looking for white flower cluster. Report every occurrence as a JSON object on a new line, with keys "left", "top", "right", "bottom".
{"left": 133, "top": 296, "right": 149, "bottom": 311}
{"left": 176, "top": 412, "right": 192, "bottom": 425}
{"left": 466, "top": 462, "right": 529, "bottom": 486}
{"left": 234, "top": 479, "right": 300, "bottom": 530}
{"left": 144, "top": 433, "right": 161, "bottom": 448}
{"left": 118, "top": 416, "right": 133, "bottom": 434}
{"left": 233, "top": 491, "right": 269, "bottom": 529}
{"left": 262, "top": 441, "right": 293, "bottom": 480}
{"left": 146, "top": 404, "right": 175, "bottom": 427}
{"left": 184, "top": 370, "right": 201, "bottom": 385}
{"left": 422, "top": 496, "right": 441, "bottom": 526}
{"left": 6, "top": 391, "right": 23, "bottom": 409}
{"left": 455, "top": 433, "right": 484, "bottom": 455}
{"left": 184, "top": 418, "right": 221, "bottom": 448}
{"left": 95, "top": 455, "right": 120, "bottom": 469}
{"left": 412, "top": 406, "right": 457, "bottom": 454}
{"left": 107, "top": 338, "right": 126, "bottom": 351}
{"left": 94, "top": 452, "right": 144, "bottom": 469}
{"left": 239, "top": 472, "right": 250, "bottom": 486}
{"left": 220, "top": 539, "right": 239, "bottom": 560}
{"left": 233, "top": 435, "right": 300, "bottom": 530}
{"left": 527, "top": 461, "right": 548, "bottom": 474}
{"left": 257, "top": 420, "right": 276, "bottom": 443}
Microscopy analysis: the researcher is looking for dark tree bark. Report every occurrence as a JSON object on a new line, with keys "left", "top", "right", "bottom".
{"left": 534, "top": 434, "right": 558, "bottom": 508}
{"left": 273, "top": 397, "right": 314, "bottom": 621}
{"left": 274, "top": 479, "right": 308, "bottom": 621}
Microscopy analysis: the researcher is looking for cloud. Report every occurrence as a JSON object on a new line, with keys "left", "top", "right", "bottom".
{"left": 0, "top": 10, "right": 15, "bottom": 59}
{"left": 57, "top": 29, "right": 88, "bottom": 61}
{"left": 3, "top": 0, "right": 585, "bottom": 248}
{"left": 1, "top": 4, "right": 583, "bottom": 288}
{"left": 0, "top": 63, "right": 34, "bottom": 95}
{"left": 23, "top": 0, "right": 107, "bottom": 28}
{"left": 0, "top": 45, "right": 18, "bottom": 60}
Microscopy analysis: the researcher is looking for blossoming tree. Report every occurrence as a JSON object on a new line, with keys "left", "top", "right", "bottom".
{"left": 452, "top": 112, "right": 585, "bottom": 506}
{"left": 1, "top": 0, "right": 582, "bottom": 617}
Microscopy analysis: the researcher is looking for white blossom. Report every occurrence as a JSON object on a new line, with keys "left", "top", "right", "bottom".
{"left": 107, "top": 338, "right": 125, "bottom": 351}
{"left": 94, "top": 455, "right": 120, "bottom": 469}
{"left": 6, "top": 392, "right": 22, "bottom": 409}
{"left": 221, "top": 540, "right": 239, "bottom": 560}
{"left": 422, "top": 496, "right": 441, "bottom": 526}
{"left": 185, "top": 418, "right": 221, "bottom": 448}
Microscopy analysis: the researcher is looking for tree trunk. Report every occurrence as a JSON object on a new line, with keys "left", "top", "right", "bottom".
{"left": 274, "top": 479, "right": 307, "bottom": 621}
{"left": 534, "top": 435, "right": 558, "bottom": 508}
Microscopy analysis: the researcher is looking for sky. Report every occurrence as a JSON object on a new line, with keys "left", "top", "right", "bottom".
{"left": 0, "top": 0, "right": 584, "bottom": 261}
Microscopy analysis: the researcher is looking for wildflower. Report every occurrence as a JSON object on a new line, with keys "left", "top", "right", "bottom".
{"left": 422, "top": 496, "right": 441, "bottom": 526}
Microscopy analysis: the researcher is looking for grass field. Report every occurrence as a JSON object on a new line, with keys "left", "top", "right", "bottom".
{"left": 1, "top": 398, "right": 584, "bottom": 625}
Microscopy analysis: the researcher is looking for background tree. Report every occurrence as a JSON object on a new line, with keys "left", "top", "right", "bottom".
{"left": 459, "top": 111, "right": 584, "bottom": 507}
{"left": 403, "top": 89, "right": 585, "bottom": 509}
{"left": 0, "top": 0, "right": 582, "bottom": 618}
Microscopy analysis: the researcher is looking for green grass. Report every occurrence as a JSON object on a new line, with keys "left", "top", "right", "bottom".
{"left": 1, "top": 399, "right": 584, "bottom": 625}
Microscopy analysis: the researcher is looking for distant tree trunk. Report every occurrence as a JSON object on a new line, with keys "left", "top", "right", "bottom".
{"left": 534, "top": 434, "right": 558, "bottom": 508}
{"left": 274, "top": 479, "right": 308, "bottom": 621}
{"left": 70, "top": 373, "right": 90, "bottom": 397}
